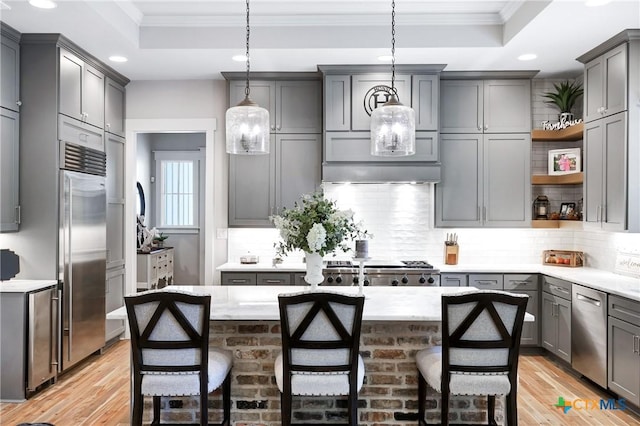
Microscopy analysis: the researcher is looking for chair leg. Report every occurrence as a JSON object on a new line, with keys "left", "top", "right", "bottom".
{"left": 506, "top": 390, "right": 518, "bottom": 426}
{"left": 441, "top": 390, "right": 450, "bottom": 426}
{"left": 200, "top": 391, "right": 208, "bottom": 426}
{"left": 347, "top": 390, "right": 357, "bottom": 426}
{"left": 280, "top": 391, "right": 292, "bottom": 426}
{"left": 222, "top": 372, "right": 232, "bottom": 426}
{"left": 487, "top": 395, "right": 496, "bottom": 425}
{"left": 418, "top": 371, "right": 427, "bottom": 426}
{"left": 152, "top": 396, "right": 161, "bottom": 424}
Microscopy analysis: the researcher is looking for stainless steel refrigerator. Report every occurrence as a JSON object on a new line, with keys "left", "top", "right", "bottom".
{"left": 58, "top": 143, "right": 106, "bottom": 372}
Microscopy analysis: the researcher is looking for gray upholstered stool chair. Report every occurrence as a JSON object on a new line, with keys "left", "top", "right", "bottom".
{"left": 125, "top": 290, "right": 232, "bottom": 426}
{"left": 416, "top": 290, "right": 528, "bottom": 426}
{"left": 275, "top": 291, "right": 366, "bottom": 426}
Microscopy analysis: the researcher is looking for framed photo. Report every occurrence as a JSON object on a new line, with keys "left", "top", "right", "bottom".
{"left": 560, "top": 202, "right": 576, "bottom": 219}
{"left": 548, "top": 148, "right": 581, "bottom": 175}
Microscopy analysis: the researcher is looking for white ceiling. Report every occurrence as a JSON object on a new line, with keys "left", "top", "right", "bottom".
{"left": 1, "top": 0, "right": 639, "bottom": 81}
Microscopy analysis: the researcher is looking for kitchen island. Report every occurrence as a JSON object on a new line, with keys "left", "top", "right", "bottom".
{"left": 110, "top": 285, "right": 526, "bottom": 425}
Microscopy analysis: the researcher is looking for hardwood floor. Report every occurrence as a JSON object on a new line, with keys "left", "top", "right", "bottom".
{"left": 1, "top": 342, "right": 639, "bottom": 425}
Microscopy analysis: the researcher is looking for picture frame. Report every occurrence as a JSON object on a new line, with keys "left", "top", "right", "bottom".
{"left": 560, "top": 202, "right": 576, "bottom": 219}
{"left": 548, "top": 148, "right": 581, "bottom": 175}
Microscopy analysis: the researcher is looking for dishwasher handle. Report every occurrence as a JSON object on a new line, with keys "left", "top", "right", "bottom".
{"left": 576, "top": 293, "right": 602, "bottom": 307}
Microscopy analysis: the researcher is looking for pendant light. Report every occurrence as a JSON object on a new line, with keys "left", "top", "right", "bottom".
{"left": 370, "top": 0, "right": 415, "bottom": 156}
{"left": 226, "top": 0, "right": 270, "bottom": 155}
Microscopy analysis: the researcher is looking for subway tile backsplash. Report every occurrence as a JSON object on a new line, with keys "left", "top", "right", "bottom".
{"left": 228, "top": 184, "right": 640, "bottom": 272}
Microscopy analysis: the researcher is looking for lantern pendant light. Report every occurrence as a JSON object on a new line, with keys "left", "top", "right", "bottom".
{"left": 370, "top": 0, "right": 415, "bottom": 156}
{"left": 226, "top": 0, "right": 270, "bottom": 155}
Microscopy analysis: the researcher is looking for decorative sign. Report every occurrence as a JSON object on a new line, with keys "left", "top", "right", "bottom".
{"left": 614, "top": 251, "right": 640, "bottom": 277}
{"left": 363, "top": 85, "right": 396, "bottom": 117}
{"left": 541, "top": 117, "right": 583, "bottom": 130}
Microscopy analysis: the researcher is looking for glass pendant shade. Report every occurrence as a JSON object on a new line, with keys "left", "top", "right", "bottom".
{"left": 370, "top": 95, "right": 416, "bottom": 156}
{"left": 226, "top": 96, "right": 270, "bottom": 155}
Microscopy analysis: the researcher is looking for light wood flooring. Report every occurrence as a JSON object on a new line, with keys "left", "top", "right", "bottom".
{"left": 1, "top": 341, "right": 639, "bottom": 425}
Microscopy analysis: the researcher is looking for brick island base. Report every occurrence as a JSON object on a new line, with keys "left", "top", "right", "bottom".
{"left": 145, "top": 320, "right": 504, "bottom": 425}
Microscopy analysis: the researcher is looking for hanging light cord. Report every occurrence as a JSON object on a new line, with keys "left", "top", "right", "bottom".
{"left": 244, "top": 0, "right": 251, "bottom": 98}
{"left": 391, "top": 0, "right": 396, "bottom": 95}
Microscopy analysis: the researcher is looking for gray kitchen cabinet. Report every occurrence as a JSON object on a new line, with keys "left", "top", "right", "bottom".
{"left": 228, "top": 79, "right": 321, "bottom": 134}
{"left": 505, "top": 274, "right": 540, "bottom": 347}
{"left": 105, "top": 77, "right": 126, "bottom": 137}
{"left": 583, "top": 43, "right": 627, "bottom": 123}
{"left": 106, "top": 133, "right": 125, "bottom": 269}
{"left": 468, "top": 274, "right": 503, "bottom": 290}
{"left": 583, "top": 112, "right": 627, "bottom": 231}
{"left": 440, "top": 273, "right": 467, "bottom": 287}
{"left": 541, "top": 276, "right": 571, "bottom": 363}
{"left": 350, "top": 73, "right": 411, "bottom": 131}
{"left": 412, "top": 74, "right": 439, "bottom": 131}
{"left": 324, "top": 74, "right": 351, "bottom": 131}
{"left": 257, "top": 272, "right": 292, "bottom": 285}
{"left": 229, "top": 132, "right": 322, "bottom": 227}
{"left": 105, "top": 267, "right": 125, "bottom": 341}
{"left": 608, "top": 295, "right": 640, "bottom": 406}
{"left": 221, "top": 272, "right": 257, "bottom": 285}
{"left": 440, "top": 79, "right": 531, "bottom": 134}
{"left": 325, "top": 131, "right": 438, "bottom": 163}
{"left": 0, "top": 107, "right": 20, "bottom": 232}
{"left": 275, "top": 134, "right": 322, "bottom": 213}
{"left": 435, "top": 133, "right": 531, "bottom": 227}
{"left": 59, "top": 47, "right": 105, "bottom": 129}
{"left": 1, "top": 24, "right": 20, "bottom": 112}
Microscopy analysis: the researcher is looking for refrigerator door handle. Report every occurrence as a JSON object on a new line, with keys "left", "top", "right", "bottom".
{"left": 52, "top": 289, "right": 61, "bottom": 371}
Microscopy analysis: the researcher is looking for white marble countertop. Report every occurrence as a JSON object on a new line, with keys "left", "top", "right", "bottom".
{"left": 0, "top": 279, "right": 58, "bottom": 293}
{"left": 217, "top": 262, "right": 640, "bottom": 302}
{"left": 108, "top": 285, "right": 534, "bottom": 323}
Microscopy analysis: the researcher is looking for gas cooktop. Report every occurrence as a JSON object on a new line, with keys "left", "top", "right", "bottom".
{"left": 325, "top": 260, "right": 435, "bottom": 269}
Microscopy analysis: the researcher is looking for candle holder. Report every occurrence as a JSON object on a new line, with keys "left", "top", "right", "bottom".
{"left": 533, "top": 195, "right": 549, "bottom": 219}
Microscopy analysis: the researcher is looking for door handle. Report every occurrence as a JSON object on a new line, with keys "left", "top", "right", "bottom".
{"left": 633, "top": 335, "right": 639, "bottom": 355}
{"left": 576, "top": 293, "right": 601, "bottom": 307}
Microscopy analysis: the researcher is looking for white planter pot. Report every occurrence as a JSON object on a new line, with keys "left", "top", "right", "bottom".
{"left": 304, "top": 252, "right": 324, "bottom": 290}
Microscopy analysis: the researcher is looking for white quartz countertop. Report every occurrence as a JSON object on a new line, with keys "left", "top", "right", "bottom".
{"left": 0, "top": 279, "right": 58, "bottom": 293}
{"left": 108, "top": 285, "right": 537, "bottom": 322}
{"left": 217, "top": 262, "right": 640, "bottom": 302}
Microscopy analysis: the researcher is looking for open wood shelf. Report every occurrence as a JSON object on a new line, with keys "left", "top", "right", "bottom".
{"left": 532, "top": 123, "right": 584, "bottom": 141}
{"left": 531, "top": 219, "right": 583, "bottom": 229}
{"left": 532, "top": 172, "right": 583, "bottom": 185}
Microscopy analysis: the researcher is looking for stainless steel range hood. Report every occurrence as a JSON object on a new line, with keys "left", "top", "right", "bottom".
{"left": 322, "top": 162, "right": 441, "bottom": 183}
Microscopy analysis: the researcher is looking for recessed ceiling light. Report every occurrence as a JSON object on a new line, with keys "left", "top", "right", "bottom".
{"left": 377, "top": 55, "right": 393, "bottom": 62}
{"left": 585, "top": 0, "right": 612, "bottom": 6}
{"left": 109, "top": 56, "right": 128, "bottom": 63}
{"left": 28, "top": 0, "right": 57, "bottom": 9}
{"left": 518, "top": 53, "right": 537, "bottom": 61}
{"left": 232, "top": 55, "right": 247, "bottom": 62}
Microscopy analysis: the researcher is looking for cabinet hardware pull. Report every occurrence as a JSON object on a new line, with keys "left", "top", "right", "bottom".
{"left": 231, "top": 279, "right": 247, "bottom": 283}
{"left": 548, "top": 284, "right": 569, "bottom": 294}
{"left": 484, "top": 125, "right": 488, "bottom": 131}
{"left": 265, "top": 280, "right": 281, "bottom": 283}
{"left": 634, "top": 335, "right": 639, "bottom": 355}
{"left": 15, "top": 205, "right": 21, "bottom": 224}
{"left": 16, "top": 100, "right": 22, "bottom": 107}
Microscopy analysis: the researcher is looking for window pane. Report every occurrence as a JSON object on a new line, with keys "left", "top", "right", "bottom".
{"left": 160, "top": 160, "right": 195, "bottom": 226}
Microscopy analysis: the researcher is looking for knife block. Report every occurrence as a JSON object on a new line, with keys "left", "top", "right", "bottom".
{"left": 444, "top": 244, "right": 459, "bottom": 265}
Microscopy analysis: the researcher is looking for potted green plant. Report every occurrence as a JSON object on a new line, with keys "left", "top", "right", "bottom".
{"left": 542, "top": 80, "right": 584, "bottom": 122}
{"left": 153, "top": 232, "right": 168, "bottom": 248}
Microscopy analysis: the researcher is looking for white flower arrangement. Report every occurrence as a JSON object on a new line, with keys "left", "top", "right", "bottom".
{"left": 270, "top": 190, "right": 369, "bottom": 257}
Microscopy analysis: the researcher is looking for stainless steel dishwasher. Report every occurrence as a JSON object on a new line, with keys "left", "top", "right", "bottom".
{"left": 572, "top": 284, "right": 607, "bottom": 388}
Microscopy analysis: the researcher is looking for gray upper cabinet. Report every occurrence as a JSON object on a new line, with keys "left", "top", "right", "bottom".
{"left": 325, "top": 131, "right": 438, "bottom": 163}
{"left": 105, "top": 77, "right": 126, "bottom": 137}
{"left": 583, "top": 43, "right": 627, "bottom": 123}
{"left": 436, "top": 133, "right": 531, "bottom": 227}
{"left": 275, "top": 134, "right": 322, "bottom": 213}
{"left": 583, "top": 112, "right": 627, "bottom": 231}
{"left": 229, "top": 79, "right": 321, "bottom": 134}
{"left": 59, "top": 48, "right": 105, "bottom": 129}
{"left": 440, "top": 79, "right": 531, "bottom": 134}
{"left": 0, "top": 108, "right": 20, "bottom": 232}
{"left": 412, "top": 74, "right": 439, "bottom": 131}
{"left": 324, "top": 75, "right": 351, "bottom": 131}
{"left": 1, "top": 27, "right": 20, "bottom": 112}
{"left": 350, "top": 73, "right": 411, "bottom": 131}
{"left": 106, "top": 133, "right": 126, "bottom": 269}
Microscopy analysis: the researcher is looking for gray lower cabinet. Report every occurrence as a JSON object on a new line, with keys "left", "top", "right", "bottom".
{"left": 229, "top": 134, "right": 321, "bottom": 227}
{"left": 221, "top": 272, "right": 257, "bottom": 285}
{"left": 221, "top": 272, "right": 297, "bottom": 285}
{"left": 468, "top": 273, "right": 504, "bottom": 290}
{"left": 608, "top": 294, "right": 640, "bottom": 406}
{"left": 583, "top": 43, "right": 627, "bottom": 123}
{"left": 257, "top": 273, "right": 291, "bottom": 286}
{"left": 583, "top": 112, "right": 627, "bottom": 231}
{"left": 0, "top": 107, "right": 20, "bottom": 232}
{"left": 505, "top": 274, "right": 540, "bottom": 347}
{"left": 541, "top": 276, "right": 572, "bottom": 363}
{"left": 436, "top": 133, "right": 531, "bottom": 227}
{"left": 440, "top": 273, "right": 467, "bottom": 287}
{"left": 106, "top": 267, "right": 125, "bottom": 341}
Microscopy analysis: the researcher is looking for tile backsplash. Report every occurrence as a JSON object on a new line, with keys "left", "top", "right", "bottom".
{"left": 227, "top": 183, "right": 640, "bottom": 273}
